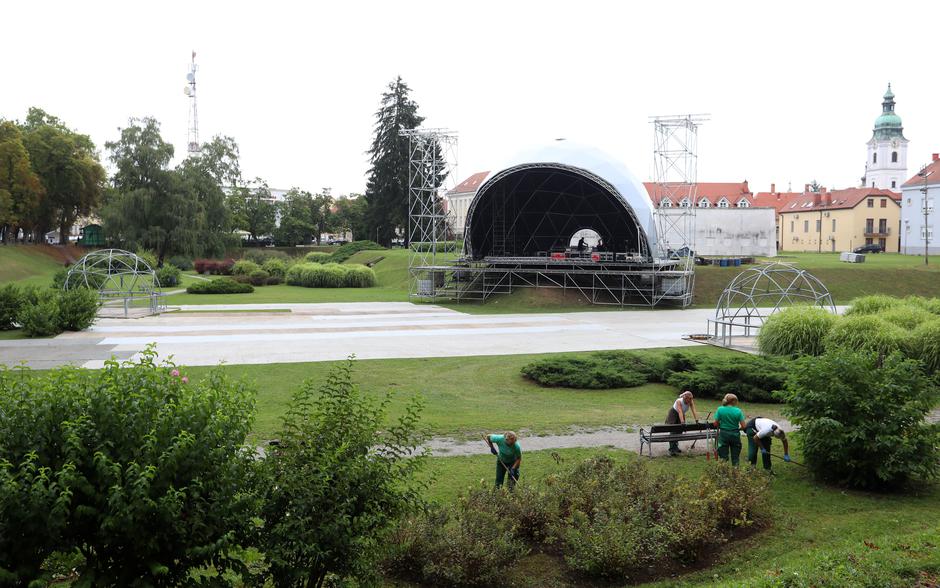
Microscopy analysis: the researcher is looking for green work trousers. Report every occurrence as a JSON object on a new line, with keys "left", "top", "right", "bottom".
{"left": 746, "top": 425, "right": 773, "bottom": 470}
{"left": 717, "top": 430, "right": 742, "bottom": 466}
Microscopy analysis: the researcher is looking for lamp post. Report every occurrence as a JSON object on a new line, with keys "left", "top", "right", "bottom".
{"left": 919, "top": 169, "right": 934, "bottom": 266}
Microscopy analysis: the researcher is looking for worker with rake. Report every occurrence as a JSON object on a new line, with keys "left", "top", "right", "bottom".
{"left": 745, "top": 416, "right": 791, "bottom": 471}
{"left": 665, "top": 390, "right": 699, "bottom": 456}
{"left": 713, "top": 393, "right": 746, "bottom": 466}
{"left": 484, "top": 431, "right": 522, "bottom": 490}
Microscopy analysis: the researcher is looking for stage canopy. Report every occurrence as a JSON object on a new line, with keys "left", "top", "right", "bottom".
{"left": 463, "top": 142, "right": 659, "bottom": 260}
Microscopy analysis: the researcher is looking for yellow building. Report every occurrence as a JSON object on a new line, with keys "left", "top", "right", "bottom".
{"left": 778, "top": 188, "right": 901, "bottom": 253}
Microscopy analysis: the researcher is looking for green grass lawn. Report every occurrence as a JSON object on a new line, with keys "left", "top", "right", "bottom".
{"left": 0, "top": 245, "right": 64, "bottom": 287}
{"left": 184, "top": 346, "right": 785, "bottom": 441}
{"left": 419, "top": 446, "right": 940, "bottom": 587}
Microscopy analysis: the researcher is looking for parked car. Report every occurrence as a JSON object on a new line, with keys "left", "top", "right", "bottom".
{"left": 853, "top": 243, "right": 884, "bottom": 254}
{"left": 328, "top": 239, "right": 348, "bottom": 246}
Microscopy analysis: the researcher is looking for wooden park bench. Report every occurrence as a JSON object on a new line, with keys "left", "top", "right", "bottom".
{"left": 638, "top": 422, "right": 716, "bottom": 457}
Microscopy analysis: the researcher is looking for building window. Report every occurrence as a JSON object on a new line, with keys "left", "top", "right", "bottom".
{"left": 867, "top": 198, "right": 874, "bottom": 208}
{"left": 790, "top": 221, "right": 794, "bottom": 233}
{"left": 679, "top": 198, "right": 691, "bottom": 208}
{"left": 879, "top": 219, "right": 887, "bottom": 233}
{"left": 922, "top": 226, "right": 934, "bottom": 240}
{"left": 891, "top": 181, "right": 896, "bottom": 189}
{"left": 804, "top": 220, "right": 809, "bottom": 233}
{"left": 879, "top": 238, "right": 887, "bottom": 250}
{"left": 832, "top": 219, "right": 836, "bottom": 231}
{"left": 865, "top": 238, "right": 873, "bottom": 245}
{"left": 873, "top": 153, "right": 877, "bottom": 164}
{"left": 737, "top": 198, "right": 750, "bottom": 208}
{"left": 698, "top": 197, "right": 710, "bottom": 208}
{"left": 865, "top": 218, "right": 874, "bottom": 233}
{"left": 908, "top": 198, "right": 912, "bottom": 205}
{"left": 892, "top": 151, "right": 898, "bottom": 163}
{"left": 717, "top": 198, "right": 730, "bottom": 208}
{"left": 923, "top": 198, "right": 935, "bottom": 213}
{"left": 660, "top": 198, "right": 672, "bottom": 208}
{"left": 881, "top": 199, "right": 887, "bottom": 208}
{"left": 815, "top": 219, "right": 821, "bottom": 232}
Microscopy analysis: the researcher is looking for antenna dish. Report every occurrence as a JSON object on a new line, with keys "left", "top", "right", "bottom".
{"left": 184, "top": 86, "right": 192, "bottom": 96}
{"left": 186, "top": 72, "right": 195, "bottom": 82}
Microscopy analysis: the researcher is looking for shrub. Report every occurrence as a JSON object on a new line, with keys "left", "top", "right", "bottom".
{"left": 286, "top": 262, "right": 376, "bottom": 288}
{"left": 329, "top": 240, "right": 385, "bottom": 263}
{"left": 904, "top": 295, "right": 940, "bottom": 315}
{"left": 344, "top": 264, "right": 377, "bottom": 287}
{"left": 824, "top": 314, "right": 908, "bottom": 357}
{"left": 521, "top": 355, "right": 649, "bottom": 389}
{"left": 232, "top": 259, "right": 261, "bottom": 276}
{"left": 909, "top": 319, "right": 940, "bottom": 375}
{"left": 168, "top": 255, "right": 193, "bottom": 271}
{"left": 213, "top": 258, "right": 235, "bottom": 275}
{"left": 135, "top": 248, "right": 159, "bottom": 269}
{"left": 242, "top": 248, "right": 289, "bottom": 265}
{"left": 261, "top": 257, "right": 288, "bottom": 278}
{"left": 248, "top": 269, "right": 270, "bottom": 286}
{"left": 194, "top": 258, "right": 214, "bottom": 274}
{"left": 257, "top": 359, "right": 427, "bottom": 587}
{"left": 186, "top": 278, "right": 254, "bottom": 294}
{"left": 781, "top": 350, "right": 940, "bottom": 489}
{"left": 17, "top": 289, "right": 61, "bottom": 337}
{"left": 665, "top": 354, "right": 790, "bottom": 403}
{"left": 57, "top": 287, "right": 99, "bottom": 331}
{"left": 155, "top": 263, "right": 182, "bottom": 287}
{"left": 0, "top": 347, "right": 257, "bottom": 585}
{"left": 0, "top": 284, "right": 23, "bottom": 330}
{"left": 51, "top": 266, "right": 69, "bottom": 289}
{"left": 877, "top": 305, "right": 933, "bottom": 330}
{"left": 844, "top": 294, "right": 903, "bottom": 316}
{"left": 757, "top": 306, "right": 837, "bottom": 356}
{"left": 303, "top": 251, "right": 332, "bottom": 264}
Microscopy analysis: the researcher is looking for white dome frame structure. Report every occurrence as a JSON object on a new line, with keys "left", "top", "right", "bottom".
{"left": 64, "top": 249, "right": 165, "bottom": 318}
{"left": 708, "top": 262, "right": 835, "bottom": 347}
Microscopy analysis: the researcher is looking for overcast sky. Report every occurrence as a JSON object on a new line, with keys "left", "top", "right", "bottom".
{"left": 4, "top": 1, "right": 939, "bottom": 196}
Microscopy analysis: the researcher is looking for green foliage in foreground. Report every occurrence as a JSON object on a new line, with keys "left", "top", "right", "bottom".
{"left": 757, "top": 306, "right": 837, "bottom": 356}
{"left": 782, "top": 350, "right": 940, "bottom": 490}
{"left": 185, "top": 277, "right": 254, "bottom": 294}
{"left": 0, "top": 348, "right": 257, "bottom": 585}
{"left": 1, "top": 283, "right": 99, "bottom": 337}
{"left": 383, "top": 457, "right": 771, "bottom": 586}
{"left": 257, "top": 359, "right": 428, "bottom": 587}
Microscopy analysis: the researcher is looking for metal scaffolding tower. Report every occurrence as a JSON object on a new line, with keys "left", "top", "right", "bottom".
{"left": 400, "top": 128, "right": 458, "bottom": 299}
{"left": 185, "top": 50, "right": 201, "bottom": 154}
{"left": 650, "top": 114, "right": 708, "bottom": 306}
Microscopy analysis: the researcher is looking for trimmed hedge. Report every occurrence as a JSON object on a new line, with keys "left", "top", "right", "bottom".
{"left": 285, "top": 262, "right": 376, "bottom": 288}
{"left": 665, "top": 354, "right": 789, "bottom": 403}
{"left": 520, "top": 351, "right": 661, "bottom": 389}
{"left": 303, "top": 252, "right": 332, "bottom": 264}
{"left": 185, "top": 278, "right": 254, "bottom": 294}
{"left": 329, "top": 240, "right": 385, "bottom": 263}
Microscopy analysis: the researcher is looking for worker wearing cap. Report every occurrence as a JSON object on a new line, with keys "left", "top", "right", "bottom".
{"left": 745, "top": 417, "right": 790, "bottom": 471}
{"left": 484, "top": 432, "right": 522, "bottom": 489}
{"left": 665, "top": 390, "right": 699, "bottom": 456}
{"left": 713, "top": 393, "right": 746, "bottom": 466}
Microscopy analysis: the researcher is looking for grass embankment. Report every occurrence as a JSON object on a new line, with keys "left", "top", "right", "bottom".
{"left": 184, "top": 346, "right": 784, "bottom": 441}
{"left": 420, "top": 447, "right": 940, "bottom": 587}
{"left": 0, "top": 245, "right": 67, "bottom": 287}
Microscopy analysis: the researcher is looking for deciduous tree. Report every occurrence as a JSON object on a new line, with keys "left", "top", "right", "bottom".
{"left": 227, "top": 179, "right": 276, "bottom": 242}
{"left": 0, "top": 121, "right": 44, "bottom": 243}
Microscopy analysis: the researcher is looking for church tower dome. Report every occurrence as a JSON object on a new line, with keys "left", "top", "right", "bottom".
{"left": 864, "top": 83, "right": 908, "bottom": 190}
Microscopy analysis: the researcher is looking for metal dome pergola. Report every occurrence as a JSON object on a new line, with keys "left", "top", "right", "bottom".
{"left": 64, "top": 249, "right": 165, "bottom": 318}
{"left": 708, "top": 262, "right": 835, "bottom": 347}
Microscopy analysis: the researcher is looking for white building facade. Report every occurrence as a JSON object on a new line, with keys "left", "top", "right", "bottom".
{"left": 444, "top": 171, "right": 488, "bottom": 237}
{"left": 863, "top": 84, "right": 908, "bottom": 190}
{"left": 900, "top": 154, "right": 940, "bottom": 255}
{"left": 659, "top": 207, "right": 777, "bottom": 257}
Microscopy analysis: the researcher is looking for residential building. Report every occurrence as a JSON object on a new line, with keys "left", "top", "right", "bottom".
{"left": 862, "top": 84, "right": 908, "bottom": 190}
{"left": 444, "top": 171, "right": 489, "bottom": 237}
{"left": 644, "top": 181, "right": 754, "bottom": 209}
{"left": 900, "top": 153, "right": 940, "bottom": 255}
{"left": 752, "top": 184, "right": 805, "bottom": 250}
{"left": 778, "top": 187, "right": 901, "bottom": 253}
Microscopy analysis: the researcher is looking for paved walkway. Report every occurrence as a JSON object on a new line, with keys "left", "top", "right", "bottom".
{"left": 0, "top": 302, "right": 717, "bottom": 369}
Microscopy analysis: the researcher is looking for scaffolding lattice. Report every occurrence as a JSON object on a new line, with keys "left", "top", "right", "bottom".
{"left": 400, "top": 128, "right": 458, "bottom": 299}
{"left": 650, "top": 114, "right": 708, "bottom": 307}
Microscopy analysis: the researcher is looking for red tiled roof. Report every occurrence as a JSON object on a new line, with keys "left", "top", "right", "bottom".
{"left": 752, "top": 192, "right": 805, "bottom": 214}
{"left": 643, "top": 181, "right": 754, "bottom": 207}
{"left": 901, "top": 158, "right": 940, "bottom": 188}
{"left": 448, "top": 171, "right": 489, "bottom": 195}
{"left": 778, "top": 188, "right": 900, "bottom": 214}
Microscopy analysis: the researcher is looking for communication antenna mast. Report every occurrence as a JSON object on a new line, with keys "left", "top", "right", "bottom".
{"left": 185, "top": 50, "right": 200, "bottom": 154}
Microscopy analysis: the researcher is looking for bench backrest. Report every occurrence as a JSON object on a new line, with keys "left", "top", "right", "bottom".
{"left": 649, "top": 423, "right": 715, "bottom": 434}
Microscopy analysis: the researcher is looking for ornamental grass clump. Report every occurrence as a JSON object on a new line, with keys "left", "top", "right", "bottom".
{"left": 909, "top": 319, "right": 940, "bottom": 375}
{"left": 286, "top": 262, "right": 375, "bottom": 288}
{"left": 824, "top": 314, "right": 908, "bottom": 357}
{"left": 903, "top": 295, "right": 940, "bottom": 316}
{"left": 877, "top": 305, "right": 934, "bottom": 330}
{"left": 757, "top": 306, "right": 837, "bottom": 357}
{"left": 231, "top": 259, "right": 261, "bottom": 276}
{"left": 844, "top": 294, "right": 903, "bottom": 316}
{"left": 303, "top": 251, "right": 332, "bottom": 264}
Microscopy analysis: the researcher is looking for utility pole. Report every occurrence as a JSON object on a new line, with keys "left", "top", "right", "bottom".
{"left": 919, "top": 168, "right": 934, "bottom": 266}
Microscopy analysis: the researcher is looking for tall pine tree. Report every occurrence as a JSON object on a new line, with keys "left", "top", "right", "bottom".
{"left": 364, "top": 77, "right": 445, "bottom": 247}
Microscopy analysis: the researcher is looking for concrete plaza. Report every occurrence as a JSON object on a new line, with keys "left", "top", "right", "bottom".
{"left": 0, "top": 302, "right": 716, "bottom": 369}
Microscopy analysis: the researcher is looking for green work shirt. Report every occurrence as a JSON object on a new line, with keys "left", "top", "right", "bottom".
{"left": 714, "top": 406, "right": 744, "bottom": 431}
{"left": 490, "top": 435, "right": 522, "bottom": 464}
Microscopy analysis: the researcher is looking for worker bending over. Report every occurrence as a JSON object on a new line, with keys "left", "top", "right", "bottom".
{"left": 484, "top": 431, "right": 522, "bottom": 489}
{"left": 745, "top": 417, "right": 790, "bottom": 471}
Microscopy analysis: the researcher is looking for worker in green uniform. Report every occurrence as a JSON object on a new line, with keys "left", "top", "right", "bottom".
{"left": 712, "top": 393, "right": 746, "bottom": 466}
{"left": 484, "top": 431, "right": 522, "bottom": 489}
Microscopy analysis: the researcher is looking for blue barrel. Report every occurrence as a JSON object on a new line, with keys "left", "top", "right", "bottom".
{"left": 734, "top": 258, "right": 742, "bottom": 266}
{"left": 719, "top": 258, "right": 729, "bottom": 267}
